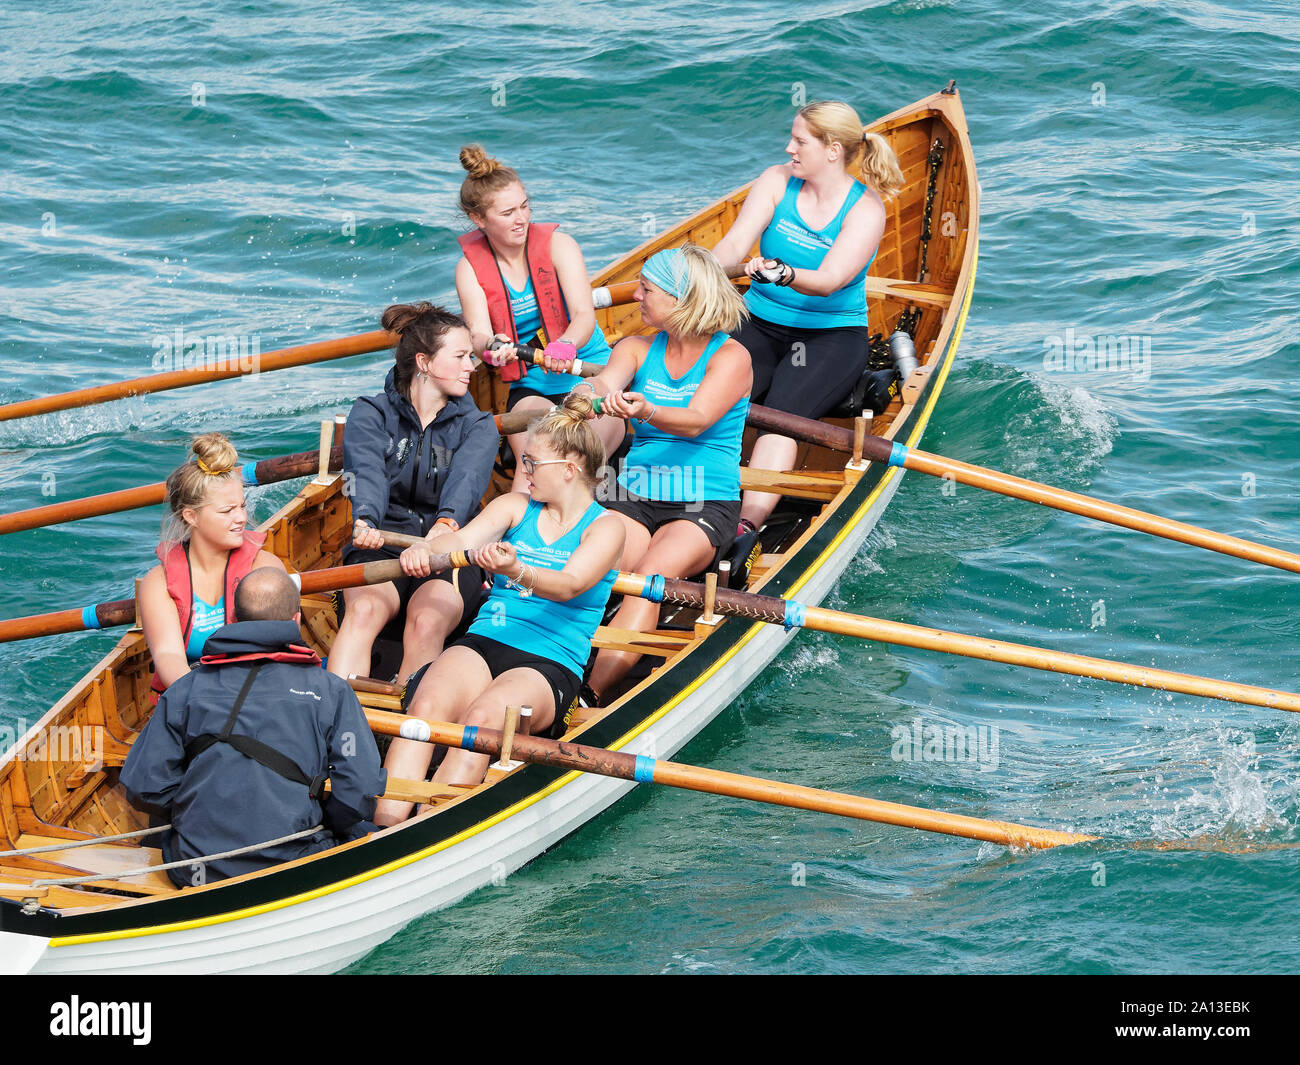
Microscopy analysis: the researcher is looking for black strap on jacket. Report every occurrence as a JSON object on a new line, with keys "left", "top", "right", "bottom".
{"left": 184, "top": 662, "right": 330, "bottom": 800}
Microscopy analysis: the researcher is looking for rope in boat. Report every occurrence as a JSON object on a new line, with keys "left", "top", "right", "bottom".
{"left": 0, "top": 823, "right": 171, "bottom": 859}
{"left": 23, "top": 824, "right": 325, "bottom": 890}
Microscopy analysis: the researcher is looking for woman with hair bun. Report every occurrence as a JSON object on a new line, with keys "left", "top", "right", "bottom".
{"left": 139, "top": 433, "right": 286, "bottom": 697}
{"left": 453, "top": 143, "right": 625, "bottom": 491}
{"left": 579, "top": 243, "right": 752, "bottom": 702}
{"left": 374, "top": 393, "right": 624, "bottom": 822}
{"left": 327, "top": 302, "right": 499, "bottom": 686}
{"left": 711, "top": 99, "right": 903, "bottom": 539}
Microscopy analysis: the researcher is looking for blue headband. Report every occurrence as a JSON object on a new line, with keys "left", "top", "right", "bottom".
{"left": 640, "top": 248, "right": 689, "bottom": 300}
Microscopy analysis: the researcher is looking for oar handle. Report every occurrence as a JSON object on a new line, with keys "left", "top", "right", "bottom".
{"left": 493, "top": 394, "right": 607, "bottom": 437}
{"left": 592, "top": 265, "right": 750, "bottom": 310}
{"left": 486, "top": 339, "right": 600, "bottom": 378}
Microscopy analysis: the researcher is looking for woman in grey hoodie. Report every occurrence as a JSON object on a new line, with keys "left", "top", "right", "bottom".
{"left": 327, "top": 303, "right": 500, "bottom": 686}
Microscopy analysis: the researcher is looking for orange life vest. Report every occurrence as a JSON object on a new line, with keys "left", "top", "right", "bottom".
{"left": 150, "top": 530, "right": 268, "bottom": 699}
{"left": 457, "top": 223, "right": 569, "bottom": 382}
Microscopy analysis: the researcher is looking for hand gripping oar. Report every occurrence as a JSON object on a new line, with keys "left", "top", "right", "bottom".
{"left": 747, "top": 404, "right": 1300, "bottom": 578}
{"left": 612, "top": 571, "right": 1300, "bottom": 715}
{"left": 0, "top": 445, "right": 343, "bottom": 536}
{"left": 0, "top": 552, "right": 470, "bottom": 643}
{"left": 361, "top": 707, "right": 1093, "bottom": 850}
{"left": 485, "top": 339, "right": 603, "bottom": 380}
{"left": 0, "top": 330, "right": 395, "bottom": 424}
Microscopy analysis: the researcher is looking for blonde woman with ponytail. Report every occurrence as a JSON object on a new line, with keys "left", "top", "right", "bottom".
{"left": 712, "top": 100, "right": 903, "bottom": 538}
{"left": 138, "top": 433, "right": 286, "bottom": 697}
{"left": 374, "top": 394, "right": 625, "bottom": 822}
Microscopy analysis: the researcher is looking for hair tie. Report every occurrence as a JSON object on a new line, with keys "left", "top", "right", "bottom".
{"left": 196, "top": 458, "right": 230, "bottom": 476}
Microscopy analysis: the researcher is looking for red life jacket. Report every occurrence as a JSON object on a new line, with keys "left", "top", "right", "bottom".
{"left": 150, "top": 530, "right": 268, "bottom": 699}
{"left": 457, "top": 223, "right": 569, "bottom": 382}
{"left": 199, "top": 646, "right": 321, "bottom": 667}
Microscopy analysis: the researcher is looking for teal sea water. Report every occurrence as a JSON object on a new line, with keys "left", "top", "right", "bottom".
{"left": 1, "top": 1, "right": 1298, "bottom": 974}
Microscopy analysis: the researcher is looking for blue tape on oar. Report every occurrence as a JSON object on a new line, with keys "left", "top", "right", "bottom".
{"left": 462, "top": 726, "right": 478, "bottom": 750}
{"left": 241, "top": 460, "right": 259, "bottom": 486}
{"left": 633, "top": 755, "right": 656, "bottom": 783}
{"left": 888, "top": 442, "right": 909, "bottom": 468}
{"left": 81, "top": 605, "right": 101, "bottom": 630}
{"left": 643, "top": 574, "right": 665, "bottom": 603}
{"left": 783, "top": 601, "right": 806, "bottom": 631}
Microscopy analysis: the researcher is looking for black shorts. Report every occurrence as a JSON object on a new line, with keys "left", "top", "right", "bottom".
{"left": 340, "top": 544, "right": 486, "bottom": 617}
{"left": 436, "top": 633, "right": 581, "bottom": 737}
{"left": 603, "top": 491, "right": 739, "bottom": 564}
{"left": 736, "top": 314, "right": 871, "bottom": 420}
{"left": 505, "top": 387, "right": 567, "bottom": 413}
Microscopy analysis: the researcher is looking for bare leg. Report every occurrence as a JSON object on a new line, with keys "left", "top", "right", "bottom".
{"left": 396, "top": 577, "right": 466, "bottom": 683}
{"left": 433, "top": 668, "right": 557, "bottom": 787}
{"left": 373, "top": 646, "right": 490, "bottom": 826}
{"left": 739, "top": 433, "right": 800, "bottom": 530}
{"left": 587, "top": 520, "right": 715, "bottom": 698}
{"left": 326, "top": 582, "right": 400, "bottom": 681}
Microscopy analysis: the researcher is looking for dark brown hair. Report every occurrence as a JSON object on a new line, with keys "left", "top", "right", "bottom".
{"left": 381, "top": 302, "right": 468, "bottom": 398}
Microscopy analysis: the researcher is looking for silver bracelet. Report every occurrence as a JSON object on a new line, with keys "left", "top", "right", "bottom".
{"left": 643, "top": 402, "right": 657, "bottom": 425}
{"left": 507, "top": 561, "right": 535, "bottom": 597}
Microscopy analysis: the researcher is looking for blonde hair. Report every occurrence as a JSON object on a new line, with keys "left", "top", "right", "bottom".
{"left": 162, "top": 432, "right": 240, "bottom": 545}
{"left": 797, "top": 101, "right": 904, "bottom": 199}
{"left": 458, "top": 144, "right": 524, "bottom": 219}
{"left": 660, "top": 244, "right": 747, "bottom": 338}
{"left": 528, "top": 393, "right": 606, "bottom": 490}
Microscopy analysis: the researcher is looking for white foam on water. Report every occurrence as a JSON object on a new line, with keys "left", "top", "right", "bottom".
{"left": 1005, "top": 375, "right": 1117, "bottom": 478}
{"left": 1145, "top": 725, "right": 1300, "bottom": 843}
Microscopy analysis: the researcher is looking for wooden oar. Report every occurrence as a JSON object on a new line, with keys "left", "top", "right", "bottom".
{"left": 611, "top": 571, "right": 1300, "bottom": 714}
{"left": 748, "top": 404, "right": 1300, "bottom": 577}
{"left": 0, "top": 446, "right": 343, "bottom": 536}
{"left": 0, "top": 329, "right": 394, "bottom": 423}
{"left": 591, "top": 270, "right": 949, "bottom": 310}
{"left": 362, "top": 706, "right": 1092, "bottom": 850}
{"left": 0, "top": 552, "right": 469, "bottom": 643}
{"left": 368, "top": 532, "right": 1300, "bottom": 715}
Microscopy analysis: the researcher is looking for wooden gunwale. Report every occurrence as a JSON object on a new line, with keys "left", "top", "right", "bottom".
{"left": 0, "top": 87, "right": 977, "bottom": 953}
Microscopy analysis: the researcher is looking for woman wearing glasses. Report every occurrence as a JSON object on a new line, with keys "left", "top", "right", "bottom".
{"left": 374, "top": 393, "right": 624, "bottom": 822}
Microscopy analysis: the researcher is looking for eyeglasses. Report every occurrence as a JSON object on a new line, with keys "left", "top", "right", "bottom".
{"left": 521, "top": 457, "right": 568, "bottom": 475}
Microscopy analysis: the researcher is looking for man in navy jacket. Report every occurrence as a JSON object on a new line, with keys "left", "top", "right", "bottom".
{"left": 122, "top": 568, "right": 387, "bottom": 887}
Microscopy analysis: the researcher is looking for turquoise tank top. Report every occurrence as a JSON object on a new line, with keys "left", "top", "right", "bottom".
{"left": 744, "top": 177, "right": 874, "bottom": 329}
{"left": 468, "top": 498, "right": 616, "bottom": 679}
{"left": 186, "top": 593, "right": 226, "bottom": 662}
{"left": 618, "top": 332, "right": 748, "bottom": 502}
{"left": 504, "top": 275, "right": 610, "bottom": 395}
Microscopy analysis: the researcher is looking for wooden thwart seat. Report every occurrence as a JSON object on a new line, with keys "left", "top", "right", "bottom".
{"left": 740, "top": 468, "right": 845, "bottom": 501}
{"left": 862, "top": 276, "right": 952, "bottom": 308}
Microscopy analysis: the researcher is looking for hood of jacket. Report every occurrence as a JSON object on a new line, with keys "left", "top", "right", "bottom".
{"left": 199, "top": 620, "right": 316, "bottom": 660}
